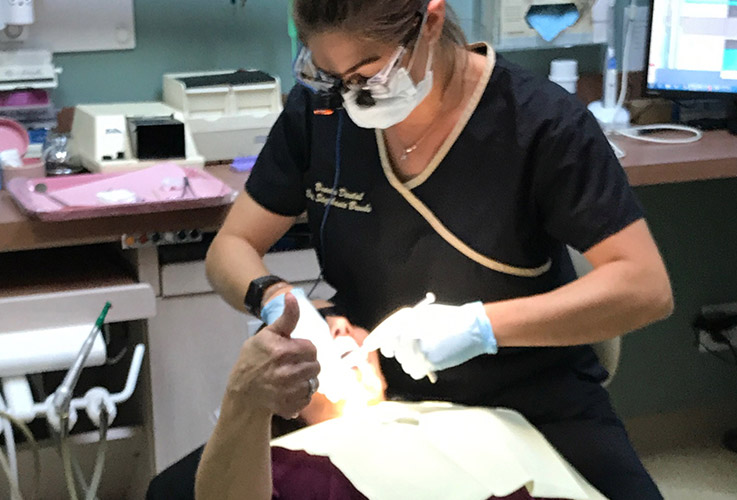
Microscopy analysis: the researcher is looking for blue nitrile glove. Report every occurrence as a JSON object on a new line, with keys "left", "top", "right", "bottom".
{"left": 378, "top": 297, "right": 497, "bottom": 381}
{"left": 261, "top": 288, "right": 332, "bottom": 349}
{"left": 260, "top": 288, "right": 355, "bottom": 403}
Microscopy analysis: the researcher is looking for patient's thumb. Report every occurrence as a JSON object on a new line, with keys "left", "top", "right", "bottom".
{"left": 271, "top": 292, "right": 300, "bottom": 338}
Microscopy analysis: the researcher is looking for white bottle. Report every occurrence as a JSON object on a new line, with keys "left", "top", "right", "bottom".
{"left": 7, "top": 0, "right": 33, "bottom": 26}
{"left": 549, "top": 59, "right": 579, "bottom": 94}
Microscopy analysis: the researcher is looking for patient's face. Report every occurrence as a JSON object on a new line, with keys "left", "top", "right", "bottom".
{"left": 329, "top": 319, "right": 385, "bottom": 396}
{"left": 299, "top": 318, "right": 386, "bottom": 425}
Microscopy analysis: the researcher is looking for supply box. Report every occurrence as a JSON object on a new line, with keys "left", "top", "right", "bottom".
{"left": 163, "top": 70, "right": 283, "bottom": 162}
{"left": 479, "top": 0, "right": 596, "bottom": 51}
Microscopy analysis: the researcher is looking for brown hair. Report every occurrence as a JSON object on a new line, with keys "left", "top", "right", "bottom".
{"left": 293, "top": 0, "right": 466, "bottom": 50}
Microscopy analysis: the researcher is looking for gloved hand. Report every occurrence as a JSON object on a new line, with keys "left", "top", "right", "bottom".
{"left": 376, "top": 294, "right": 497, "bottom": 381}
{"left": 261, "top": 288, "right": 358, "bottom": 403}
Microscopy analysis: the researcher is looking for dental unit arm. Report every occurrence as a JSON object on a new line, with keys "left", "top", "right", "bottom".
{"left": 0, "top": 300, "right": 146, "bottom": 430}
{"left": 0, "top": 301, "right": 147, "bottom": 499}
{"left": 43, "top": 343, "right": 146, "bottom": 432}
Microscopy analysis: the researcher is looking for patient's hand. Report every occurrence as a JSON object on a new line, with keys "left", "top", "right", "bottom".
{"left": 226, "top": 292, "right": 321, "bottom": 419}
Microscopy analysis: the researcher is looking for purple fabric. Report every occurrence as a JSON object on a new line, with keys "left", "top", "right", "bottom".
{"left": 271, "top": 446, "right": 562, "bottom": 500}
{"left": 272, "top": 447, "right": 367, "bottom": 499}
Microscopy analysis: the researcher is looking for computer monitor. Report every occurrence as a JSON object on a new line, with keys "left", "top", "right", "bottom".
{"left": 644, "top": 0, "right": 737, "bottom": 132}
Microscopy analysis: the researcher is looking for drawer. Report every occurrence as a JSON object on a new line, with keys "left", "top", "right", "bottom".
{"left": 0, "top": 244, "right": 156, "bottom": 332}
{"left": 161, "top": 249, "right": 322, "bottom": 297}
{"left": 0, "top": 282, "right": 156, "bottom": 333}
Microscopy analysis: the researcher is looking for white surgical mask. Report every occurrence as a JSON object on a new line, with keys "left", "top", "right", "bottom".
{"left": 342, "top": 45, "right": 434, "bottom": 129}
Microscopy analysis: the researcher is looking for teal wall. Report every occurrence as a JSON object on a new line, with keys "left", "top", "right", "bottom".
{"left": 52, "top": 0, "right": 293, "bottom": 106}
{"left": 49, "top": 0, "right": 737, "bottom": 419}
{"left": 52, "top": 0, "right": 608, "bottom": 107}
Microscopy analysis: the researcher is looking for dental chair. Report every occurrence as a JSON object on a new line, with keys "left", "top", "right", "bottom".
{"left": 146, "top": 249, "right": 620, "bottom": 500}
{"left": 568, "top": 246, "right": 621, "bottom": 387}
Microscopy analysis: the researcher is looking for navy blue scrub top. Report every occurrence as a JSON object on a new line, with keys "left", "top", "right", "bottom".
{"left": 246, "top": 45, "right": 643, "bottom": 410}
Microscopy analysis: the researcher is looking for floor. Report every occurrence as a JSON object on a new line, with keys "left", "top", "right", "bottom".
{"left": 627, "top": 405, "right": 737, "bottom": 499}
{"left": 642, "top": 444, "right": 737, "bottom": 499}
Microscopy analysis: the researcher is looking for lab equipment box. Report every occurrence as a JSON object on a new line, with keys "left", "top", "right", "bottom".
{"left": 162, "top": 69, "right": 283, "bottom": 162}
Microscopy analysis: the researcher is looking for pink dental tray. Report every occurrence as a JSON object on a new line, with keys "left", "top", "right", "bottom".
{"left": 7, "top": 162, "right": 237, "bottom": 221}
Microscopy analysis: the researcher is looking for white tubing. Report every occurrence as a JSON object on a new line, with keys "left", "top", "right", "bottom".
{"left": 0, "top": 393, "right": 21, "bottom": 499}
{"left": 614, "top": 124, "right": 703, "bottom": 144}
{"left": 0, "top": 393, "right": 18, "bottom": 488}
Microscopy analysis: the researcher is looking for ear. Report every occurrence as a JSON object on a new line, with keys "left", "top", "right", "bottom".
{"left": 424, "top": 0, "right": 446, "bottom": 45}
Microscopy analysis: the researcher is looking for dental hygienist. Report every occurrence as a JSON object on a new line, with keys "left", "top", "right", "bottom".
{"left": 205, "top": 0, "right": 673, "bottom": 498}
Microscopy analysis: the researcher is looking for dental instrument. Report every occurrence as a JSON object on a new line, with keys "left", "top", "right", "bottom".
{"left": 33, "top": 182, "right": 70, "bottom": 207}
{"left": 52, "top": 302, "right": 111, "bottom": 421}
{"left": 180, "top": 176, "right": 196, "bottom": 198}
{"left": 347, "top": 293, "right": 438, "bottom": 383}
{"left": 360, "top": 293, "right": 436, "bottom": 355}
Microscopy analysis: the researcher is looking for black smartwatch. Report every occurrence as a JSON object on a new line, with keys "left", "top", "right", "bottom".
{"left": 244, "top": 275, "right": 286, "bottom": 318}
{"left": 317, "top": 304, "right": 346, "bottom": 319}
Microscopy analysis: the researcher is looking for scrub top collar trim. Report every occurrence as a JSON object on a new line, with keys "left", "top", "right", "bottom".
{"left": 375, "top": 43, "right": 552, "bottom": 278}
{"left": 376, "top": 42, "right": 496, "bottom": 191}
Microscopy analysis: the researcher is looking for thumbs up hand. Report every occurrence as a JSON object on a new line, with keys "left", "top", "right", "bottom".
{"left": 227, "top": 292, "right": 321, "bottom": 419}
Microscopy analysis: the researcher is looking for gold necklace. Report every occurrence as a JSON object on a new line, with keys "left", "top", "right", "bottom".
{"left": 397, "top": 54, "right": 462, "bottom": 162}
{"left": 399, "top": 121, "right": 437, "bottom": 161}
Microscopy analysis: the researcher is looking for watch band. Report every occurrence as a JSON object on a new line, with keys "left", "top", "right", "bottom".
{"left": 317, "top": 305, "right": 346, "bottom": 319}
{"left": 244, "top": 275, "right": 286, "bottom": 318}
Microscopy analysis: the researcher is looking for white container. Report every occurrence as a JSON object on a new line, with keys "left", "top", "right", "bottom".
{"left": 549, "top": 59, "right": 579, "bottom": 94}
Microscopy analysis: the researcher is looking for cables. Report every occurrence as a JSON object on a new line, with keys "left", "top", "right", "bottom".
{"left": 614, "top": 0, "right": 636, "bottom": 117}
{"left": 85, "top": 406, "right": 109, "bottom": 500}
{"left": 58, "top": 405, "right": 110, "bottom": 500}
{"left": 0, "top": 393, "right": 18, "bottom": 494}
{"left": 0, "top": 397, "right": 41, "bottom": 500}
{"left": 0, "top": 447, "right": 21, "bottom": 500}
{"left": 613, "top": 123, "right": 703, "bottom": 144}
{"left": 692, "top": 311, "right": 737, "bottom": 370}
{"left": 59, "top": 415, "right": 79, "bottom": 500}
{"left": 307, "top": 110, "right": 344, "bottom": 299}
{"left": 607, "top": 1, "right": 703, "bottom": 150}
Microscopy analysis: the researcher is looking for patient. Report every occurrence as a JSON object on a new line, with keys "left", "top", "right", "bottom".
{"left": 148, "top": 293, "right": 595, "bottom": 500}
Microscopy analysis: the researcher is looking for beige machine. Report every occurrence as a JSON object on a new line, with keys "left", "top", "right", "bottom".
{"left": 163, "top": 69, "right": 283, "bottom": 162}
{"left": 68, "top": 102, "right": 205, "bottom": 173}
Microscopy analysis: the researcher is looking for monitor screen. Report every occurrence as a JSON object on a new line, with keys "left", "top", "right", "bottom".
{"left": 646, "top": 0, "right": 737, "bottom": 97}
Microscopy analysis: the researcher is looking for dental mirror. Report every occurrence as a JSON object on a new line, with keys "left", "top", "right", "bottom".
{"left": 33, "top": 182, "right": 69, "bottom": 207}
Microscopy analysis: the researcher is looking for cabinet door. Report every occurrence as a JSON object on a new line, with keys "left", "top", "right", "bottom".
{"left": 147, "top": 294, "right": 260, "bottom": 472}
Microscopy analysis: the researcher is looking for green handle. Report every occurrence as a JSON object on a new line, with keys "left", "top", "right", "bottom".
{"left": 95, "top": 301, "right": 112, "bottom": 330}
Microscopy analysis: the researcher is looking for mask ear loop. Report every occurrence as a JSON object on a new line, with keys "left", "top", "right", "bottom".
{"left": 402, "top": 7, "right": 433, "bottom": 82}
